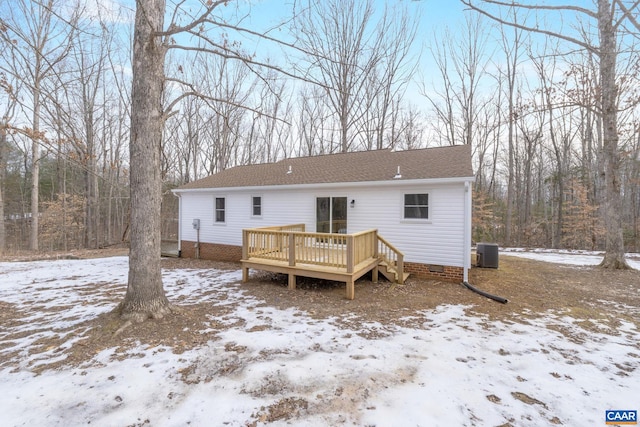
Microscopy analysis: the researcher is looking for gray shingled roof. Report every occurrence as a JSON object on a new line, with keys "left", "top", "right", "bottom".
{"left": 175, "top": 145, "right": 473, "bottom": 190}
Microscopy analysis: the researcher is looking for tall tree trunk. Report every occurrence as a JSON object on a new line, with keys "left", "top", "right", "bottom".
{"left": 504, "top": 81, "right": 515, "bottom": 246}
{"left": 84, "top": 99, "right": 99, "bottom": 249}
{"left": 598, "top": 0, "right": 628, "bottom": 268}
{"left": 119, "top": 0, "right": 173, "bottom": 320}
{"left": 0, "top": 119, "right": 6, "bottom": 254}
{"left": 30, "top": 83, "right": 40, "bottom": 251}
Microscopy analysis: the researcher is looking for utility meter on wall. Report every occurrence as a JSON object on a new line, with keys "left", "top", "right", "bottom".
{"left": 192, "top": 219, "right": 200, "bottom": 230}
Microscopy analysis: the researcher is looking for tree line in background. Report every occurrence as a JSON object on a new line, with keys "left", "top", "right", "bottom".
{"left": 1, "top": 0, "right": 639, "bottom": 256}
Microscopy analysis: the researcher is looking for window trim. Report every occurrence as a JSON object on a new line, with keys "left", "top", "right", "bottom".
{"left": 214, "top": 196, "right": 226, "bottom": 224}
{"left": 251, "top": 195, "right": 262, "bottom": 218}
{"left": 402, "top": 192, "right": 430, "bottom": 222}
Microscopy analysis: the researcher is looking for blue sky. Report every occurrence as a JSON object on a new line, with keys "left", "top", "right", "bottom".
{"left": 227, "top": 0, "right": 473, "bottom": 107}
{"left": 109, "top": 0, "right": 601, "bottom": 114}
{"left": 240, "top": 0, "right": 469, "bottom": 47}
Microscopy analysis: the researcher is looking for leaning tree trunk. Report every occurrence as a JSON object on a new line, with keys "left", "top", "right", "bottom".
{"left": 598, "top": 0, "right": 629, "bottom": 269}
{"left": 119, "top": 0, "right": 173, "bottom": 321}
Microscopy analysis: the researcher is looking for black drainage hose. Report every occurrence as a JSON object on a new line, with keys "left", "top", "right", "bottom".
{"left": 462, "top": 281, "right": 508, "bottom": 304}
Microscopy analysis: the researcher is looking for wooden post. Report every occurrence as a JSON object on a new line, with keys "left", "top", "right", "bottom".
{"left": 288, "top": 274, "right": 296, "bottom": 290}
{"left": 242, "top": 266, "right": 248, "bottom": 283}
{"left": 397, "top": 253, "right": 404, "bottom": 284}
{"left": 373, "top": 230, "right": 379, "bottom": 258}
{"left": 288, "top": 232, "right": 296, "bottom": 266}
{"left": 346, "top": 235, "right": 354, "bottom": 273}
{"left": 372, "top": 266, "right": 378, "bottom": 283}
{"left": 242, "top": 230, "right": 248, "bottom": 260}
{"left": 346, "top": 279, "right": 355, "bottom": 300}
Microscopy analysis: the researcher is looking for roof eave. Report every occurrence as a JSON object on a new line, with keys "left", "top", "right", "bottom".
{"left": 172, "top": 175, "right": 476, "bottom": 194}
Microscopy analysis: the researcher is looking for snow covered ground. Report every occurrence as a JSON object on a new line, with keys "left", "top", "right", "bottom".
{"left": 1, "top": 254, "right": 639, "bottom": 426}
{"left": 503, "top": 247, "right": 640, "bottom": 270}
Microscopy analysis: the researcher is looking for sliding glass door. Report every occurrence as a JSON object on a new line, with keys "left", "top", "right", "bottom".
{"left": 316, "top": 197, "right": 347, "bottom": 234}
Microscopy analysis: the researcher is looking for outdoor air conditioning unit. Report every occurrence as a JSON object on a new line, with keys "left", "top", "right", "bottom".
{"left": 477, "top": 243, "right": 499, "bottom": 268}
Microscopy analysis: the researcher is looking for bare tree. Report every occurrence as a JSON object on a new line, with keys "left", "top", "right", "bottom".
{"left": 292, "top": 0, "right": 418, "bottom": 153}
{"left": 164, "top": 96, "right": 206, "bottom": 183}
{"left": 423, "top": 14, "right": 493, "bottom": 147}
{"left": 0, "top": 74, "right": 18, "bottom": 254}
{"left": 530, "top": 42, "right": 580, "bottom": 248}
{"left": 120, "top": 0, "right": 308, "bottom": 321}
{"left": 392, "top": 103, "right": 426, "bottom": 150}
{"left": 461, "top": 0, "right": 637, "bottom": 268}
{"left": 497, "top": 7, "right": 528, "bottom": 246}
{"left": 251, "top": 73, "right": 293, "bottom": 163}
{"left": 42, "top": 24, "right": 116, "bottom": 250}
{"left": 117, "top": 0, "right": 179, "bottom": 321}
{"left": 295, "top": 86, "right": 334, "bottom": 156}
{"left": 292, "top": 0, "right": 378, "bottom": 153}
{"left": 0, "top": 0, "right": 77, "bottom": 251}
{"left": 196, "top": 54, "right": 255, "bottom": 173}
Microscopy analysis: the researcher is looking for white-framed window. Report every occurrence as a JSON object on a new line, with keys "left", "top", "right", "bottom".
{"left": 214, "top": 197, "right": 226, "bottom": 223}
{"left": 403, "top": 193, "right": 429, "bottom": 219}
{"left": 252, "top": 196, "right": 262, "bottom": 217}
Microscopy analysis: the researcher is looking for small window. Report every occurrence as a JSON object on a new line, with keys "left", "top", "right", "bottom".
{"left": 404, "top": 193, "right": 429, "bottom": 219}
{"left": 215, "top": 197, "right": 226, "bottom": 223}
{"left": 252, "top": 196, "right": 262, "bottom": 217}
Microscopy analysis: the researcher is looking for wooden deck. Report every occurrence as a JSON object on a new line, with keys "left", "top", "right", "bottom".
{"left": 241, "top": 224, "right": 406, "bottom": 299}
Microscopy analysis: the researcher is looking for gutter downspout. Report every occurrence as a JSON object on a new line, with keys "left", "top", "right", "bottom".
{"left": 463, "top": 181, "right": 472, "bottom": 283}
{"left": 195, "top": 228, "right": 200, "bottom": 259}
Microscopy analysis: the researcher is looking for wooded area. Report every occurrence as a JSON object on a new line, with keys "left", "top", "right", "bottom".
{"left": 1, "top": 0, "right": 639, "bottom": 258}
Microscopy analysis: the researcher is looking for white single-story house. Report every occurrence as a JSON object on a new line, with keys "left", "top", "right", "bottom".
{"left": 172, "top": 145, "right": 474, "bottom": 283}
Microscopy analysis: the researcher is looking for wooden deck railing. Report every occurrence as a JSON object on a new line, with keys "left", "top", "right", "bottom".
{"left": 377, "top": 234, "right": 404, "bottom": 282}
{"left": 259, "top": 223, "right": 306, "bottom": 232}
{"left": 242, "top": 225, "right": 380, "bottom": 273}
{"left": 350, "top": 229, "right": 378, "bottom": 272}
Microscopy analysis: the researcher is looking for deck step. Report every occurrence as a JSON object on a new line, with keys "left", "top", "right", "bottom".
{"left": 378, "top": 259, "right": 408, "bottom": 284}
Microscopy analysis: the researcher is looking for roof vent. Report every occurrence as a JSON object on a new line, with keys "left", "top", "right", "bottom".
{"left": 286, "top": 165, "right": 292, "bottom": 174}
{"left": 393, "top": 166, "right": 402, "bottom": 179}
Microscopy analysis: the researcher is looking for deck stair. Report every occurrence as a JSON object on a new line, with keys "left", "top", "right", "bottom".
{"left": 377, "top": 234, "right": 409, "bottom": 284}
{"left": 378, "top": 260, "right": 410, "bottom": 284}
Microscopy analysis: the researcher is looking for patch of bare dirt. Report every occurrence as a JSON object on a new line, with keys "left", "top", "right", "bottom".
{"left": 232, "top": 255, "right": 640, "bottom": 335}
{"left": 249, "top": 397, "right": 309, "bottom": 425}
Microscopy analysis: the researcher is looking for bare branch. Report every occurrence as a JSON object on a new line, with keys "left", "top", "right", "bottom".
{"left": 167, "top": 43, "right": 328, "bottom": 89}
{"left": 463, "top": 0, "right": 597, "bottom": 18}
{"left": 204, "top": 18, "right": 338, "bottom": 66}
{"left": 614, "top": 0, "right": 640, "bottom": 31}
{"left": 460, "top": 0, "right": 596, "bottom": 52}
{"left": 163, "top": 77, "right": 291, "bottom": 125}
{"left": 158, "top": 0, "right": 227, "bottom": 37}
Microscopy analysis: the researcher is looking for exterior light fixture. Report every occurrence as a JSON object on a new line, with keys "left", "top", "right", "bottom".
{"left": 350, "top": 199, "right": 355, "bottom": 208}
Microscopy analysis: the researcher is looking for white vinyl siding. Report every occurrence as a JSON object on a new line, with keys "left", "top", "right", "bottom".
{"left": 179, "top": 190, "right": 315, "bottom": 247}
{"left": 177, "top": 181, "right": 468, "bottom": 267}
{"left": 343, "top": 184, "right": 465, "bottom": 267}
